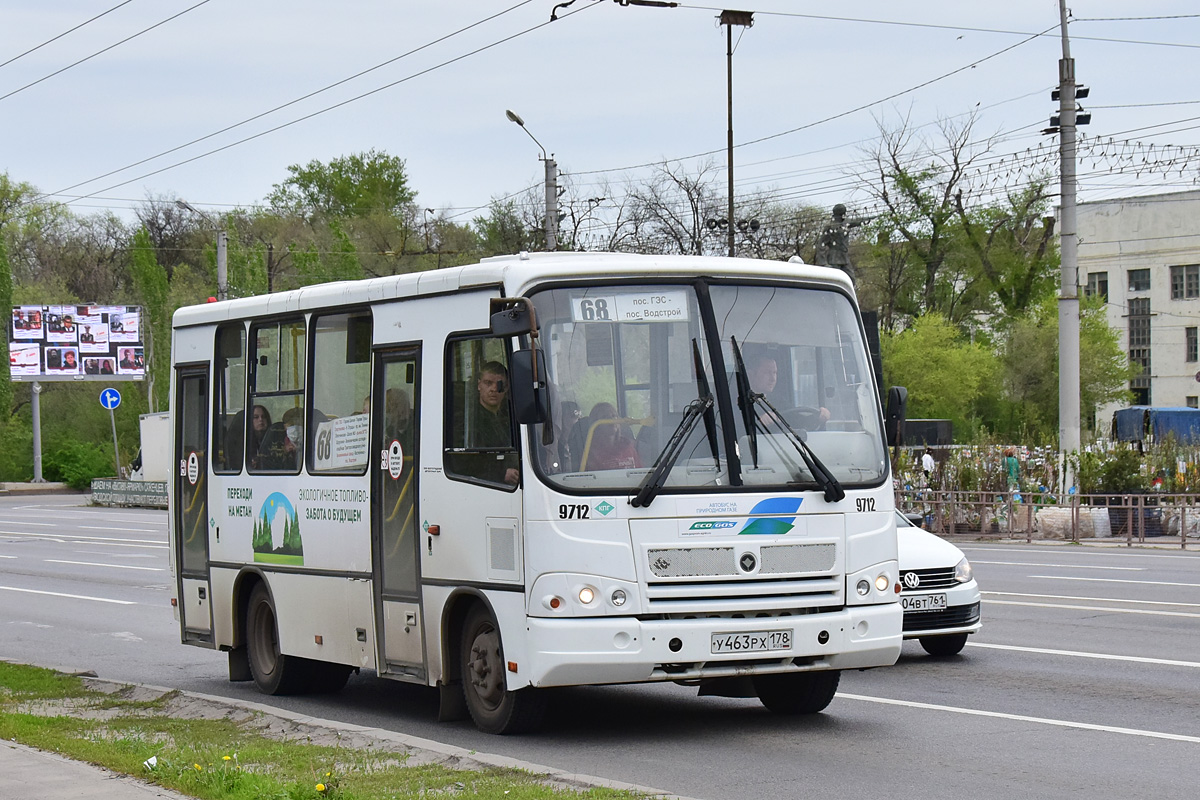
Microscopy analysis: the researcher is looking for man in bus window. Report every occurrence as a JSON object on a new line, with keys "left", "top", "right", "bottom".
{"left": 458, "top": 360, "right": 518, "bottom": 485}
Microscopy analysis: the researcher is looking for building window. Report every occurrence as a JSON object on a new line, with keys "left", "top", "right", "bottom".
{"left": 1188, "top": 327, "right": 1198, "bottom": 363}
{"left": 1128, "top": 269, "right": 1151, "bottom": 292}
{"left": 1171, "top": 265, "right": 1200, "bottom": 300}
{"left": 1085, "top": 272, "right": 1108, "bottom": 301}
{"left": 1188, "top": 396, "right": 1199, "bottom": 409}
{"left": 1129, "top": 297, "right": 1151, "bottom": 404}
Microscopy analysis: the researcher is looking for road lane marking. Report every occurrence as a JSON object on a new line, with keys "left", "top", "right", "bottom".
{"left": 0, "top": 586, "right": 135, "bottom": 605}
{"left": 45, "top": 560, "right": 163, "bottom": 572}
{"left": 79, "top": 526, "right": 160, "bottom": 533}
{"left": 0, "top": 530, "right": 165, "bottom": 546}
{"left": 0, "top": 555, "right": 15, "bottom": 559}
{"left": 984, "top": 590, "right": 1200, "bottom": 608}
{"left": 965, "top": 642, "right": 1200, "bottom": 668}
{"left": 973, "top": 560, "right": 1143, "bottom": 570}
{"left": 0, "top": 520, "right": 55, "bottom": 526}
{"left": 838, "top": 693, "right": 1200, "bottom": 743}
{"left": 985, "top": 599, "right": 1200, "bottom": 618}
{"left": 1029, "top": 575, "right": 1200, "bottom": 588}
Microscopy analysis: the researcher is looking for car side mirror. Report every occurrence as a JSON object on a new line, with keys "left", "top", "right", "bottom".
{"left": 885, "top": 386, "right": 907, "bottom": 447}
{"left": 508, "top": 348, "right": 549, "bottom": 425}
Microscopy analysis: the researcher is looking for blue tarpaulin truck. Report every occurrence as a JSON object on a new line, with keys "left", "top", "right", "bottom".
{"left": 1112, "top": 406, "right": 1200, "bottom": 443}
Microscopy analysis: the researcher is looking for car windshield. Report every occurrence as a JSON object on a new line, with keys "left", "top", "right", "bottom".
{"left": 529, "top": 282, "right": 887, "bottom": 495}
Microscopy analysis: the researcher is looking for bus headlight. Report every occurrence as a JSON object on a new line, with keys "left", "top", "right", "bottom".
{"left": 856, "top": 579, "right": 871, "bottom": 596}
{"left": 610, "top": 588, "right": 627, "bottom": 606}
{"left": 578, "top": 586, "right": 596, "bottom": 605}
{"left": 875, "top": 574, "right": 890, "bottom": 592}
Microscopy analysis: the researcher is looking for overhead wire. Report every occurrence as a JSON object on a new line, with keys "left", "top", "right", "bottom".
{"left": 46, "top": 0, "right": 539, "bottom": 200}
{"left": 0, "top": 0, "right": 136, "bottom": 70}
{"left": 0, "top": 0, "right": 214, "bottom": 102}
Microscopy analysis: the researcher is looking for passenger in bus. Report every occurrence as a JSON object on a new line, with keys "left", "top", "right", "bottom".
{"left": 456, "top": 361, "right": 518, "bottom": 485}
{"left": 248, "top": 405, "right": 273, "bottom": 469}
{"left": 581, "top": 403, "right": 641, "bottom": 471}
{"left": 281, "top": 407, "right": 304, "bottom": 468}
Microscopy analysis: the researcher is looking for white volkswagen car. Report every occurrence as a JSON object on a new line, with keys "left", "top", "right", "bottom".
{"left": 896, "top": 511, "right": 981, "bottom": 656}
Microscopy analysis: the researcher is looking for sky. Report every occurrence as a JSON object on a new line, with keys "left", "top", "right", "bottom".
{"left": 4, "top": 1, "right": 1200, "bottom": 230}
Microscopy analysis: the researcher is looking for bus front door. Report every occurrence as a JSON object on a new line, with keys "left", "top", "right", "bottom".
{"left": 174, "top": 366, "right": 212, "bottom": 642}
{"left": 371, "top": 348, "right": 425, "bottom": 680}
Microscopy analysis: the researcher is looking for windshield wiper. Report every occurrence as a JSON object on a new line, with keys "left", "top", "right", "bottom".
{"left": 730, "top": 336, "right": 845, "bottom": 503}
{"left": 631, "top": 339, "right": 718, "bottom": 508}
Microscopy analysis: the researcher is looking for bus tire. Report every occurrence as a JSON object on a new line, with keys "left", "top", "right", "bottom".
{"left": 246, "top": 583, "right": 308, "bottom": 695}
{"left": 753, "top": 670, "right": 840, "bottom": 715}
{"left": 460, "top": 605, "right": 545, "bottom": 734}
{"left": 919, "top": 633, "right": 968, "bottom": 657}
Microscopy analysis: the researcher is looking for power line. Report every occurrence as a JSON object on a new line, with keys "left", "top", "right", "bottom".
{"left": 41, "top": 1, "right": 603, "bottom": 210}
{"left": 0, "top": 0, "right": 135, "bottom": 70}
{"left": 46, "top": 0, "right": 538, "bottom": 199}
{"left": 0, "top": 0, "right": 214, "bottom": 103}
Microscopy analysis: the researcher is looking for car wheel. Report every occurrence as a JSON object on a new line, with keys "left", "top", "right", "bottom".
{"left": 246, "top": 583, "right": 309, "bottom": 695}
{"left": 752, "top": 670, "right": 840, "bottom": 715}
{"left": 460, "top": 604, "right": 546, "bottom": 734}
{"left": 919, "top": 633, "right": 969, "bottom": 657}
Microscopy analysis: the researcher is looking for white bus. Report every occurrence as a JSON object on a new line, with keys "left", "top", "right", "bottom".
{"left": 169, "top": 252, "right": 904, "bottom": 734}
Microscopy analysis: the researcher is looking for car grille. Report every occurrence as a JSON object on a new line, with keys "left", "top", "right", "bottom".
{"left": 899, "top": 567, "right": 958, "bottom": 591}
{"left": 903, "top": 602, "right": 980, "bottom": 632}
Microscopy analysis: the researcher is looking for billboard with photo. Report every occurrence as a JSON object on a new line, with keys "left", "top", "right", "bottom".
{"left": 8, "top": 305, "right": 146, "bottom": 382}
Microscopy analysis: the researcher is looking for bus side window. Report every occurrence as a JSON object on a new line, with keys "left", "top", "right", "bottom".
{"left": 213, "top": 324, "right": 246, "bottom": 474}
{"left": 443, "top": 336, "right": 518, "bottom": 489}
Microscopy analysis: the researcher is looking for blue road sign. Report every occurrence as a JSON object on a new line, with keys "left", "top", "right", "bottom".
{"left": 100, "top": 387, "right": 122, "bottom": 410}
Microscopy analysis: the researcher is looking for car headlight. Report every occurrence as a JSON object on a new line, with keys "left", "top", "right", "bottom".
{"left": 954, "top": 557, "right": 973, "bottom": 583}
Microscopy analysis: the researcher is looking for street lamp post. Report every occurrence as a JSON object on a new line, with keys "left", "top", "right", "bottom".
{"left": 176, "top": 200, "right": 228, "bottom": 301}
{"left": 720, "top": 10, "right": 753, "bottom": 258}
{"left": 505, "top": 109, "right": 558, "bottom": 251}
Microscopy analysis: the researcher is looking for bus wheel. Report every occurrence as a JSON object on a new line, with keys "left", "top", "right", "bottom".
{"left": 246, "top": 583, "right": 307, "bottom": 695}
{"left": 752, "top": 670, "right": 840, "bottom": 715}
{"left": 460, "top": 605, "right": 546, "bottom": 734}
{"left": 919, "top": 633, "right": 968, "bottom": 657}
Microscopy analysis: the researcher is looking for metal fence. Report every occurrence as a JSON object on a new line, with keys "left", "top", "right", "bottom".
{"left": 896, "top": 488, "right": 1200, "bottom": 549}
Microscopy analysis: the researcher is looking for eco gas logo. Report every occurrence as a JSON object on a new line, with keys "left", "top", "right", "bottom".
{"left": 689, "top": 520, "right": 738, "bottom": 531}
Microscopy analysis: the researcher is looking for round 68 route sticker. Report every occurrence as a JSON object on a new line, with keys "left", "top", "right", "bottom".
{"left": 186, "top": 452, "right": 200, "bottom": 485}
{"left": 387, "top": 440, "right": 403, "bottom": 479}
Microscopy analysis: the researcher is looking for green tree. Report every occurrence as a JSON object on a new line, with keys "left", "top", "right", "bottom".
{"left": 1002, "top": 293, "right": 1134, "bottom": 440}
{"left": 128, "top": 229, "right": 170, "bottom": 412}
{"left": 881, "top": 313, "right": 999, "bottom": 438}
{"left": 268, "top": 149, "right": 415, "bottom": 218}
{"left": 473, "top": 199, "right": 531, "bottom": 257}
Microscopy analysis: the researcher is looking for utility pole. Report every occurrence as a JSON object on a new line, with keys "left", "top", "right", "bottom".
{"left": 505, "top": 109, "right": 558, "bottom": 251}
{"left": 720, "top": 10, "right": 753, "bottom": 258}
{"left": 1056, "top": 0, "right": 1081, "bottom": 474}
{"left": 176, "top": 200, "right": 227, "bottom": 300}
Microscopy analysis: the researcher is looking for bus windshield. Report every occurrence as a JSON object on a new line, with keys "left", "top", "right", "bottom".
{"left": 530, "top": 281, "right": 887, "bottom": 494}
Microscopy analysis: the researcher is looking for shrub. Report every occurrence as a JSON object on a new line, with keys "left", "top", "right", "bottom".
{"left": 44, "top": 440, "right": 115, "bottom": 489}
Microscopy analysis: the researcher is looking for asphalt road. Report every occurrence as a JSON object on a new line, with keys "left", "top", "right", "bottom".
{"left": 2, "top": 494, "right": 1199, "bottom": 799}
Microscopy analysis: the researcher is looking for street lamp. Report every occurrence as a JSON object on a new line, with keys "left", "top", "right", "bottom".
{"left": 505, "top": 109, "right": 558, "bottom": 251}
{"left": 719, "top": 9, "right": 753, "bottom": 258}
{"left": 176, "top": 199, "right": 228, "bottom": 301}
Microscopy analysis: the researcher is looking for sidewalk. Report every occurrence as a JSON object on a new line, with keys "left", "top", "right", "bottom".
{"left": 0, "top": 739, "right": 193, "bottom": 800}
{"left": 0, "top": 482, "right": 79, "bottom": 496}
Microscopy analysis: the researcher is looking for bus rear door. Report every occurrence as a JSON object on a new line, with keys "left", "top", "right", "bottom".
{"left": 174, "top": 365, "right": 212, "bottom": 642}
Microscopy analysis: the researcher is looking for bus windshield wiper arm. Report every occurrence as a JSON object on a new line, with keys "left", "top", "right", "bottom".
{"left": 754, "top": 393, "right": 845, "bottom": 503}
{"left": 630, "top": 395, "right": 712, "bottom": 508}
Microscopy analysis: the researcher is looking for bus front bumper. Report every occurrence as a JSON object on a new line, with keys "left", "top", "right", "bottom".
{"left": 524, "top": 602, "right": 901, "bottom": 688}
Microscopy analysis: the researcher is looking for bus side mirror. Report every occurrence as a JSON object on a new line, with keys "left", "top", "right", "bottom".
{"left": 885, "top": 386, "right": 907, "bottom": 447}
{"left": 509, "top": 348, "right": 549, "bottom": 425}
{"left": 490, "top": 299, "right": 533, "bottom": 337}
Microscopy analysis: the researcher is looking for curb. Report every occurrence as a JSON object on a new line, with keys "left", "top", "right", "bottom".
{"left": 80, "top": 676, "right": 696, "bottom": 800}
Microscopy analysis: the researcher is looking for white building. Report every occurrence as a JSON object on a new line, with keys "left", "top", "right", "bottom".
{"left": 1077, "top": 189, "right": 1200, "bottom": 426}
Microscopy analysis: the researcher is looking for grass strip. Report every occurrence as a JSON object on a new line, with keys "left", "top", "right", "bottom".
{"left": 0, "top": 662, "right": 646, "bottom": 800}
